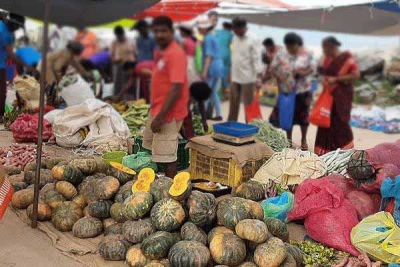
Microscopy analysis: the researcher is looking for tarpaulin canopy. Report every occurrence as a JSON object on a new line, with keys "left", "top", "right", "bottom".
{"left": 0, "top": 0, "right": 159, "bottom": 27}
{"left": 224, "top": 0, "right": 400, "bottom": 36}
{"left": 133, "top": 0, "right": 294, "bottom": 22}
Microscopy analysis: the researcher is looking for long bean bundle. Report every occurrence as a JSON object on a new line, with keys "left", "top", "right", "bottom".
{"left": 251, "top": 120, "right": 290, "bottom": 152}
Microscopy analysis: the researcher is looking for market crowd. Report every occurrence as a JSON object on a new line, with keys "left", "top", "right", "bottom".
{"left": 1, "top": 11, "right": 361, "bottom": 175}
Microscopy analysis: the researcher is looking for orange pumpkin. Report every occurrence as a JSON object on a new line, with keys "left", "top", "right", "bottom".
{"left": 210, "top": 233, "right": 246, "bottom": 266}
{"left": 235, "top": 219, "right": 269, "bottom": 244}
{"left": 26, "top": 203, "right": 52, "bottom": 221}
{"left": 11, "top": 188, "right": 34, "bottom": 209}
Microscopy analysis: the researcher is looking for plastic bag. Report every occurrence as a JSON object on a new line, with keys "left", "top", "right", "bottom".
{"left": 278, "top": 92, "right": 296, "bottom": 131}
{"left": 122, "top": 152, "right": 158, "bottom": 173}
{"left": 59, "top": 74, "right": 95, "bottom": 106}
{"left": 260, "top": 192, "right": 294, "bottom": 222}
{"left": 10, "top": 114, "right": 53, "bottom": 143}
{"left": 195, "top": 44, "right": 203, "bottom": 73}
{"left": 288, "top": 178, "right": 360, "bottom": 256}
{"left": 309, "top": 89, "right": 333, "bottom": 128}
{"left": 351, "top": 211, "right": 400, "bottom": 264}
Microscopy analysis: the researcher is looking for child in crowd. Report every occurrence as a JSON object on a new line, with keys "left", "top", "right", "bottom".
{"left": 79, "top": 59, "right": 104, "bottom": 99}
{"left": 181, "top": 81, "right": 212, "bottom": 139}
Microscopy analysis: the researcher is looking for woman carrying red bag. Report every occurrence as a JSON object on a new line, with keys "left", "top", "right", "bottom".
{"left": 314, "top": 37, "right": 360, "bottom": 156}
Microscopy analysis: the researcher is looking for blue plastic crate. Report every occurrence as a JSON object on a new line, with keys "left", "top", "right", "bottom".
{"left": 213, "top": 121, "right": 259, "bottom": 138}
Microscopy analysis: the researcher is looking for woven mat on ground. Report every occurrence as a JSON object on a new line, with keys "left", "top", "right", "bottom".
{"left": 186, "top": 135, "right": 274, "bottom": 167}
{"left": 12, "top": 207, "right": 125, "bottom": 267}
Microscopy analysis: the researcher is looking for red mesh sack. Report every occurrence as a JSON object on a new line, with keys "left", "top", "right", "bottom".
{"left": 10, "top": 114, "right": 53, "bottom": 143}
{"left": 346, "top": 190, "right": 378, "bottom": 220}
{"left": 366, "top": 141, "right": 400, "bottom": 169}
{"left": 323, "top": 174, "right": 356, "bottom": 196}
{"left": 287, "top": 178, "right": 360, "bottom": 256}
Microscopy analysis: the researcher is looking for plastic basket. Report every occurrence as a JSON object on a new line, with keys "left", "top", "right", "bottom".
{"left": 189, "top": 150, "right": 267, "bottom": 188}
{"left": 133, "top": 136, "right": 190, "bottom": 172}
{"left": 213, "top": 121, "right": 259, "bottom": 137}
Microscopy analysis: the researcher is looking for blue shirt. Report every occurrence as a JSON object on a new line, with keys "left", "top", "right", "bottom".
{"left": 216, "top": 29, "right": 233, "bottom": 66}
{"left": 15, "top": 46, "right": 41, "bottom": 66}
{"left": 136, "top": 35, "right": 157, "bottom": 62}
{"left": 90, "top": 51, "right": 111, "bottom": 69}
{"left": 203, "top": 32, "right": 224, "bottom": 78}
{"left": 0, "top": 21, "right": 15, "bottom": 69}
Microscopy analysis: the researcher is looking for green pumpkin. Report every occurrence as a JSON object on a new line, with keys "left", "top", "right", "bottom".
{"left": 285, "top": 244, "right": 304, "bottom": 267}
{"left": 69, "top": 158, "right": 97, "bottom": 175}
{"left": 104, "top": 223, "right": 124, "bottom": 236}
{"left": 264, "top": 217, "right": 289, "bottom": 242}
{"left": 123, "top": 218, "right": 155, "bottom": 244}
{"left": 180, "top": 222, "right": 207, "bottom": 245}
{"left": 186, "top": 190, "right": 217, "bottom": 227}
{"left": 126, "top": 244, "right": 151, "bottom": 267}
{"left": 51, "top": 202, "right": 83, "bottom": 232}
{"left": 168, "top": 241, "right": 210, "bottom": 267}
{"left": 234, "top": 180, "right": 265, "bottom": 201}
{"left": 210, "top": 233, "right": 246, "bottom": 266}
{"left": 98, "top": 234, "right": 131, "bottom": 261}
{"left": 110, "top": 202, "right": 126, "bottom": 223}
{"left": 88, "top": 200, "right": 113, "bottom": 219}
{"left": 141, "top": 231, "right": 175, "bottom": 260}
{"left": 114, "top": 180, "right": 134, "bottom": 203}
{"left": 72, "top": 217, "right": 103, "bottom": 238}
{"left": 52, "top": 165, "right": 84, "bottom": 186}
{"left": 150, "top": 177, "right": 173, "bottom": 203}
{"left": 150, "top": 198, "right": 185, "bottom": 232}
{"left": 216, "top": 197, "right": 253, "bottom": 229}
{"left": 107, "top": 166, "right": 135, "bottom": 184}
{"left": 123, "top": 192, "right": 153, "bottom": 221}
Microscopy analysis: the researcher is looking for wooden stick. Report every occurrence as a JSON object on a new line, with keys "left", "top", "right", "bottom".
{"left": 32, "top": 0, "right": 51, "bottom": 229}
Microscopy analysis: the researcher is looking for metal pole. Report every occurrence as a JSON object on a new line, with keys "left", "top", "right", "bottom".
{"left": 31, "top": 0, "right": 51, "bottom": 229}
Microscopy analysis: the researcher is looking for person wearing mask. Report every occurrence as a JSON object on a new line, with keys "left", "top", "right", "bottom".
{"left": 110, "top": 26, "right": 136, "bottom": 96}
{"left": 178, "top": 22, "right": 199, "bottom": 84}
{"left": 228, "top": 17, "right": 263, "bottom": 123}
{"left": 269, "top": 32, "right": 314, "bottom": 150}
{"left": 216, "top": 22, "right": 233, "bottom": 99}
{"left": 75, "top": 27, "right": 99, "bottom": 59}
{"left": 15, "top": 36, "right": 41, "bottom": 75}
{"left": 0, "top": 13, "right": 36, "bottom": 121}
{"left": 197, "top": 16, "right": 224, "bottom": 121}
{"left": 142, "top": 16, "right": 189, "bottom": 178}
{"left": 41, "top": 41, "right": 92, "bottom": 106}
{"left": 314, "top": 37, "right": 360, "bottom": 156}
{"left": 133, "top": 20, "right": 157, "bottom": 102}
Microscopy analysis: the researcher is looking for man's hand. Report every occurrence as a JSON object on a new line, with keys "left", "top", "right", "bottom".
{"left": 151, "top": 116, "right": 164, "bottom": 133}
{"left": 326, "top": 76, "right": 338, "bottom": 85}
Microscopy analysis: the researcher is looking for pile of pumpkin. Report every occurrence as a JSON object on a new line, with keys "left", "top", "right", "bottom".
{"left": 9, "top": 157, "right": 304, "bottom": 267}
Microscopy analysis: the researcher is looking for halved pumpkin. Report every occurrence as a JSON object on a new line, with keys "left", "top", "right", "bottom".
{"left": 110, "top": 162, "right": 136, "bottom": 175}
{"left": 132, "top": 168, "right": 155, "bottom": 193}
{"left": 168, "top": 172, "right": 191, "bottom": 201}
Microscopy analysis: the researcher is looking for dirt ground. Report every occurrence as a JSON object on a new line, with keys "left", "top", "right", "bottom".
{"left": 0, "top": 102, "right": 399, "bottom": 267}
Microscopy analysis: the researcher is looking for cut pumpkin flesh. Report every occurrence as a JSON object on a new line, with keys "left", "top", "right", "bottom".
{"left": 132, "top": 168, "right": 155, "bottom": 193}
{"left": 137, "top": 168, "right": 155, "bottom": 183}
{"left": 169, "top": 172, "right": 191, "bottom": 197}
{"left": 131, "top": 180, "right": 151, "bottom": 193}
{"left": 110, "top": 162, "right": 136, "bottom": 175}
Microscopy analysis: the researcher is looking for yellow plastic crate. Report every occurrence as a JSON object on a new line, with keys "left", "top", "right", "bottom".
{"left": 190, "top": 150, "right": 267, "bottom": 188}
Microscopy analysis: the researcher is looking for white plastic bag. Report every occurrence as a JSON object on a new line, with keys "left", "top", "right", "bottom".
{"left": 59, "top": 74, "right": 95, "bottom": 106}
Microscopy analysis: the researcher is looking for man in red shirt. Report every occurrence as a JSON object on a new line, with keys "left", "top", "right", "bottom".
{"left": 142, "top": 16, "right": 189, "bottom": 178}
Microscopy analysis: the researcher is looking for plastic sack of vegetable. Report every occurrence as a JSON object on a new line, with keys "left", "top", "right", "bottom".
{"left": 122, "top": 152, "right": 158, "bottom": 173}
{"left": 351, "top": 211, "right": 400, "bottom": 264}
{"left": 260, "top": 191, "right": 294, "bottom": 222}
{"left": 278, "top": 92, "right": 296, "bottom": 131}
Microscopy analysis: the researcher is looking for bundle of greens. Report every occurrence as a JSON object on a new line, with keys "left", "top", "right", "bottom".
{"left": 251, "top": 120, "right": 290, "bottom": 152}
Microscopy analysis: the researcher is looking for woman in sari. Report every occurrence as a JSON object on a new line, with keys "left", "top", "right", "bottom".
{"left": 314, "top": 37, "right": 360, "bottom": 156}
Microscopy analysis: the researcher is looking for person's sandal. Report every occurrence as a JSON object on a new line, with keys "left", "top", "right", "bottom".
{"left": 301, "top": 143, "right": 309, "bottom": 151}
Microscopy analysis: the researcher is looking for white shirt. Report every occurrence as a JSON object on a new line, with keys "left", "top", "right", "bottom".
{"left": 231, "top": 32, "right": 263, "bottom": 84}
{"left": 49, "top": 26, "right": 77, "bottom": 51}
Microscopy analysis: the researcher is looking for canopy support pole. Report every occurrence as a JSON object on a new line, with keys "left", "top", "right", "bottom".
{"left": 31, "top": 0, "right": 51, "bottom": 229}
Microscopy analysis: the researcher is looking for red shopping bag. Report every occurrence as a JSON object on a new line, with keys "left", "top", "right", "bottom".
{"left": 0, "top": 176, "right": 14, "bottom": 220}
{"left": 245, "top": 91, "right": 263, "bottom": 123}
{"left": 309, "top": 89, "right": 333, "bottom": 128}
